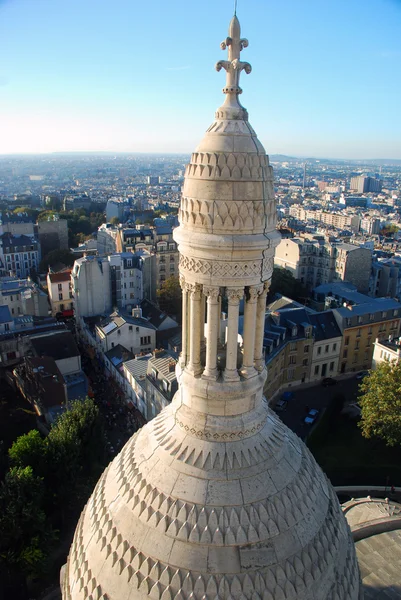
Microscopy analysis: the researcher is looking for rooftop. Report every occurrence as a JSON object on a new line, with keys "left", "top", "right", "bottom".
{"left": 30, "top": 330, "right": 79, "bottom": 360}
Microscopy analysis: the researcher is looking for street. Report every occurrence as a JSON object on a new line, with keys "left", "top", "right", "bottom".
{"left": 272, "top": 375, "right": 362, "bottom": 438}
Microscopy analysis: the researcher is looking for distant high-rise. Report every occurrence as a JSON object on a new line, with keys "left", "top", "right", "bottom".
{"left": 350, "top": 175, "right": 382, "bottom": 194}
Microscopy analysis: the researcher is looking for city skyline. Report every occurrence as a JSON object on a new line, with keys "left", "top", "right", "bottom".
{"left": 1, "top": 0, "right": 401, "bottom": 158}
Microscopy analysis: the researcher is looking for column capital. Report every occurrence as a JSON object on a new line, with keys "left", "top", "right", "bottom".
{"left": 226, "top": 287, "right": 243, "bottom": 305}
{"left": 187, "top": 282, "right": 202, "bottom": 299}
{"left": 247, "top": 285, "right": 263, "bottom": 302}
{"left": 204, "top": 286, "right": 220, "bottom": 301}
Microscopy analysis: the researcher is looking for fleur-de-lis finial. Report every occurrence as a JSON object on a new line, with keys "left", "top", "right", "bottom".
{"left": 215, "top": 15, "right": 251, "bottom": 101}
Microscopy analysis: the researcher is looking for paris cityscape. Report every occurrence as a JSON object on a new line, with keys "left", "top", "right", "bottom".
{"left": 1, "top": 0, "right": 401, "bottom": 599}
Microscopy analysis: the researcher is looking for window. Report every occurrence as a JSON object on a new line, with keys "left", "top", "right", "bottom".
{"left": 352, "top": 354, "right": 358, "bottom": 364}
{"left": 369, "top": 313, "right": 374, "bottom": 321}
{"left": 140, "top": 336, "right": 151, "bottom": 345}
{"left": 304, "top": 345, "right": 309, "bottom": 353}
{"left": 394, "top": 309, "right": 399, "bottom": 316}
{"left": 343, "top": 349, "right": 348, "bottom": 359}
{"left": 129, "top": 325, "right": 133, "bottom": 331}
{"left": 332, "top": 343, "right": 337, "bottom": 352}
{"left": 118, "top": 330, "right": 121, "bottom": 335}
{"left": 368, "top": 326, "right": 373, "bottom": 335}
{"left": 302, "top": 359, "right": 308, "bottom": 366}
{"left": 345, "top": 336, "right": 349, "bottom": 346}
{"left": 317, "top": 347, "right": 322, "bottom": 355}
{"left": 287, "top": 369, "right": 294, "bottom": 380}
{"left": 58, "top": 283, "right": 62, "bottom": 291}
{"left": 366, "top": 337, "right": 371, "bottom": 347}
{"left": 364, "top": 351, "right": 369, "bottom": 361}
{"left": 382, "top": 312, "right": 387, "bottom": 318}
{"left": 356, "top": 328, "right": 361, "bottom": 337}
{"left": 355, "top": 340, "right": 359, "bottom": 350}
{"left": 329, "top": 361, "right": 334, "bottom": 371}
{"left": 169, "top": 243, "right": 175, "bottom": 250}
{"left": 314, "top": 365, "right": 319, "bottom": 375}
{"left": 325, "top": 345, "right": 329, "bottom": 353}
{"left": 289, "top": 355, "right": 296, "bottom": 364}
{"left": 59, "top": 293, "right": 63, "bottom": 300}
{"left": 290, "top": 342, "right": 297, "bottom": 351}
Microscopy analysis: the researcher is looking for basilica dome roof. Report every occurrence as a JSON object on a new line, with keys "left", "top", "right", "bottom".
{"left": 62, "top": 14, "right": 362, "bottom": 600}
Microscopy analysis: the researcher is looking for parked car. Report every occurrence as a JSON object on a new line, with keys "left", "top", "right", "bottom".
{"left": 304, "top": 408, "right": 319, "bottom": 425}
{"left": 356, "top": 371, "right": 369, "bottom": 380}
{"left": 322, "top": 377, "right": 337, "bottom": 387}
{"left": 275, "top": 399, "right": 288, "bottom": 412}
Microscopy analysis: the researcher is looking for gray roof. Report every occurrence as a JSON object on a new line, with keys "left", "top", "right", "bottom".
{"left": 148, "top": 350, "right": 178, "bottom": 383}
{"left": 334, "top": 298, "right": 401, "bottom": 319}
{"left": 98, "top": 311, "right": 156, "bottom": 333}
{"left": 123, "top": 354, "right": 152, "bottom": 388}
{"left": 30, "top": 331, "right": 79, "bottom": 360}
{"left": 309, "top": 311, "right": 342, "bottom": 341}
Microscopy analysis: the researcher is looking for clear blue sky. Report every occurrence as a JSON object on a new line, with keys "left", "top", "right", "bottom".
{"left": 0, "top": 0, "right": 400, "bottom": 158}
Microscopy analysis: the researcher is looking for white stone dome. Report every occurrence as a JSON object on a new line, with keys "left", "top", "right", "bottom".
{"left": 62, "top": 14, "right": 362, "bottom": 600}
{"left": 62, "top": 396, "right": 362, "bottom": 600}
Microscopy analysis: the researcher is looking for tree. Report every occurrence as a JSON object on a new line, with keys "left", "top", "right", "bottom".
{"left": 110, "top": 216, "right": 120, "bottom": 225}
{"left": 8, "top": 430, "right": 47, "bottom": 478}
{"left": 157, "top": 276, "right": 182, "bottom": 322}
{"left": 358, "top": 360, "right": 401, "bottom": 446}
{"left": 39, "top": 248, "right": 75, "bottom": 272}
{"left": 268, "top": 267, "right": 308, "bottom": 303}
{"left": 0, "top": 467, "right": 54, "bottom": 581}
{"left": 46, "top": 398, "right": 104, "bottom": 499}
{"left": 381, "top": 224, "right": 399, "bottom": 238}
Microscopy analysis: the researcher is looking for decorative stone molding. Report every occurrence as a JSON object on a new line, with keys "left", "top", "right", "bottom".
{"left": 179, "top": 197, "right": 271, "bottom": 232}
{"left": 179, "top": 255, "right": 265, "bottom": 279}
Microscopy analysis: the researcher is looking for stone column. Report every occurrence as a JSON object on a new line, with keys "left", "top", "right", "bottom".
{"left": 202, "top": 286, "right": 220, "bottom": 380}
{"left": 179, "top": 275, "right": 188, "bottom": 367}
{"left": 223, "top": 287, "right": 243, "bottom": 382}
{"left": 241, "top": 285, "right": 261, "bottom": 378}
{"left": 254, "top": 282, "right": 269, "bottom": 371}
{"left": 187, "top": 283, "right": 203, "bottom": 376}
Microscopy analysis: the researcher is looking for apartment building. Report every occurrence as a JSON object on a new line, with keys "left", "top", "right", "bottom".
{"left": 372, "top": 336, "right": 401, "bottom": 369}
{"left": 95, "top": 309, "right": 156, "bottom": 355}
{"left": 275, "top": 236, "right": 372, "bottom": 292}
{"left": 145, "top": 349, "right": 178, "bottom": 419}
{"left": 0, "top": 233, "right": 40, "bottom": 278}
{"left": 333, "top": 299, "right": 401, "bottom": 373}
{"left": 262, "top": 307, "right": 314, "bottom": 400}
{"left": 370, "top": 257, "right": 401, "bottom": 300}
{"left": 0, "top": 277, "right": 48, "bottom": 317}
{"left": 47, "top": 270, "right": 73, "bottom": 316}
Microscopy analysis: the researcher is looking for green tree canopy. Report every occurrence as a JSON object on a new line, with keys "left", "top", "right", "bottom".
{"left": 358, "top": 360, "right": 401, "bottom": 446}
{"left": 39, "top": 248, "right": 75, "bottom": 272}
{"left": 110, "top": 216, "right": 120, "bottom": 225}
{"left": 0, "top": 466, "right": 53, "bottom": 579}
{"left": 157, "top": 275, "right": 182, "bottom": 323}
{"left": 8, "top": 430, "right": 47, "bottom": 478}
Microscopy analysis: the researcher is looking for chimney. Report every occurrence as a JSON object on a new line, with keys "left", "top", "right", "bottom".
{"left": 132, "top": 306, "right": 142, "bottom": 319}
{"left": 168, "top": 361, "right": 176, "bottom": 373}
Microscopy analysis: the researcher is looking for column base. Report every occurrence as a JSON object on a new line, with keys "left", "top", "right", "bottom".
{"left": 223, "top": 368, "right": 240, "bottom": 382}
{"left": 254, "top": 358, "right": 265, "bottom": 371}
{"left": 185, "top": 363, "right": 203, "bottom": 377}
{"left": 202, "top": 368, "right": 219, "bottom": 381}
{"left": 240, "top": 366, "right": 258, "bottom": 379}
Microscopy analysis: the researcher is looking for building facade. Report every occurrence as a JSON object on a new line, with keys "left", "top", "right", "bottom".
{"left": 0, "top": 233, "right": 40, "bottom": 278}
{"left": 275, "top": 236, "right": 372, "bottom": 292}
{"left": 47, "top": 270, "right": 73, "bottom": 316}
{"left": 333, "top": 298, "right": 401, "bottom": 373}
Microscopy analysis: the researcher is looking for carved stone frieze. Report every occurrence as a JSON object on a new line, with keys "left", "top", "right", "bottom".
{"left": 178, "top": 196, "right": 273, "bottom": 232}
{"left": 179, "top": 255, "right": 265, "bottom": 279}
